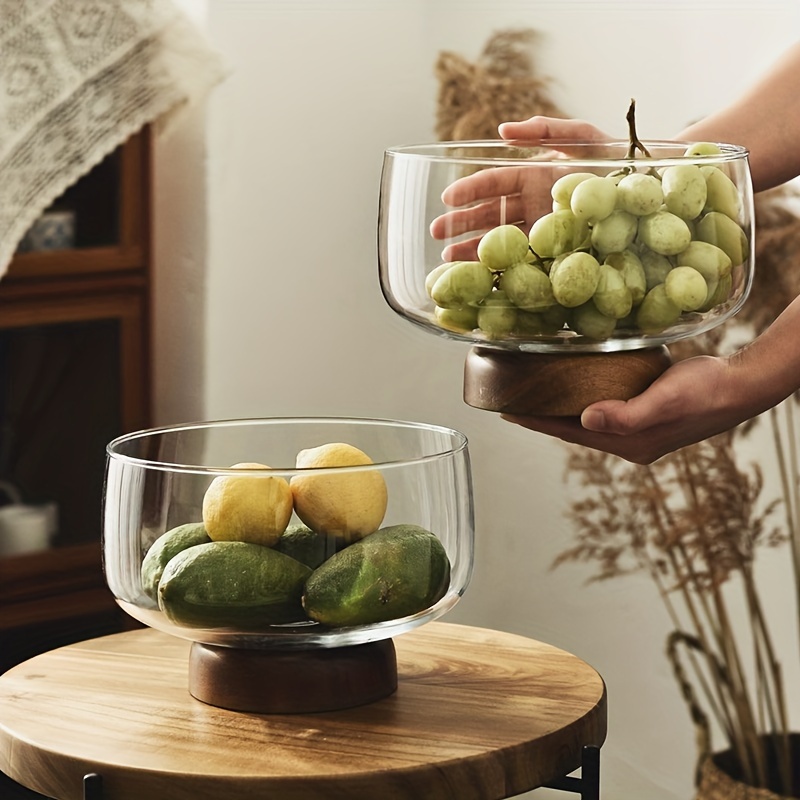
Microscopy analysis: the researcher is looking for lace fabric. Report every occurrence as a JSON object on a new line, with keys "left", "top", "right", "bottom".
{"left": 0, "top": 0, "right": 227, "bottom": 277}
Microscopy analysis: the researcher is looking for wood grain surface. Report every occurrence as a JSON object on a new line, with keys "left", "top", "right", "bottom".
{"left": 0, "top": 622, "right": 606, "bottom": 800}
{"left": 189, "top": 637, "right": 399, "bottom": 713}
{"left": 464, "top": 344, "right": 672, "bottom": 416}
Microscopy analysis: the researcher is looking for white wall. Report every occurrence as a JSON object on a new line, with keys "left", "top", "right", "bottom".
{"left": 153, "top": 2, "right": 800, "bottom": 798}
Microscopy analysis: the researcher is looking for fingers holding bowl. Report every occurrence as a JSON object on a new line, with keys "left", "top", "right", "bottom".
{"left": 430, "top": 194, "right": 528, "bottom": 240}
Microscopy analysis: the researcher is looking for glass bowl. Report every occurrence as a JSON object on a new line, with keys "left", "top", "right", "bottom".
{"left": 103, "top": 417, "right": 474, "bottom": 651}
{"left": 378, "top": 139, "right": 755, "bottom": 353}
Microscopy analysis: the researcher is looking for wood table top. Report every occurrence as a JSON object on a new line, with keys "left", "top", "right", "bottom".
{"left": 0, "top": 622, "right": 606, "bottom": 800}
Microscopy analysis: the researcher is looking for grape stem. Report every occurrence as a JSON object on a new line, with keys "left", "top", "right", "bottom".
{"left": 626, "top": 98, "right": 651, "bottom": 159}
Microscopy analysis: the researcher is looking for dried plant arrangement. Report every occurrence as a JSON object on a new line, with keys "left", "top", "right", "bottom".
{"left": 434, "top": 29, "right": 566, "bottom": 142}
{"left": 557, "top": 184, "right": 800, "bottom": 797}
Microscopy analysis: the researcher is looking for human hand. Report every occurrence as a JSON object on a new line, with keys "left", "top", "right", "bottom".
{"left": 501, "top": 354, "right": 751, "bottom": 465}
{"left": 429, "top": 117, "right": 613, "bottom": 262}
{"left": 497, "top": 116, "right": 610, "bottom": 143}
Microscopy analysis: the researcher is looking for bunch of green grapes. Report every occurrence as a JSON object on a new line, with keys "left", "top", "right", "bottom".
{"left": 426, "top": 141, "right": 749, "bottom": 342}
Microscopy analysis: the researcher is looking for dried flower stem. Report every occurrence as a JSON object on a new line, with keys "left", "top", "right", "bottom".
{"left": 649, "top": 460, "right": 752, "bottom": 746}
{"left": 677, "top": 453, "right": 765, "bottom": 785}
{"left": 651, "top": 566, "right": 734, "bottom": 740}
{"left": 743, "top": 565, "right": 792, "bottom": 792}
{"left": 640, "top": 466, "right": 737, "bottom": 742}
{"left": 770, "top": 405, "right": 800, "bottom": 653}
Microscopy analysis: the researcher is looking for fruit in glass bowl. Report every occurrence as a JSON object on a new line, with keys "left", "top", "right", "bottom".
{"left": 104, "top": 417, "right": 473, "bottom": 648}
{"left": 378, "top": 137, "right": 754, "bottom": 354}
{"left": 103, "top": 417, "right": 474, "bottom": 712}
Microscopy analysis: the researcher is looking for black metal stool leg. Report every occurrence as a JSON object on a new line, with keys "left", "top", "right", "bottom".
{"left": 83, "top": 773, "right": 103, "bottom": 800}
{"left": 580, "top": 745, "right": 600, "bottom": 800}
{"left": 542, "top": 744, "right": 601, "bottom": 798}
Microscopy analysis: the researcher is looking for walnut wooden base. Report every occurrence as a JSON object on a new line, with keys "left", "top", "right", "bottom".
{"left": 189, "top": 638, "right": 398, "bottom": 713}
{"left": 464, "top": 345, "right": 672, "bottom": 416}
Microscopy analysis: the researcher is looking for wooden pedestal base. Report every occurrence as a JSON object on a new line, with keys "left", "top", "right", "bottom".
{"left": 188, "top": 638, "right": 398, "bottom": 713}
{"left": 464, "top": 345, "right": 672, "bottom": 416}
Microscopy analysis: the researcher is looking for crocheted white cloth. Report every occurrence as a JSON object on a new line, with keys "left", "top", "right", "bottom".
{"left": 0, "top": 0, "right": 227, "bottom": 278}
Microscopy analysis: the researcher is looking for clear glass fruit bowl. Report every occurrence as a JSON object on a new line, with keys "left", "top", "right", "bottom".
{"left": 378, "top": 139, "right": 755, "bottom": 353}
{"left": 103, "top": 417, "right": 474, "bottom": 650}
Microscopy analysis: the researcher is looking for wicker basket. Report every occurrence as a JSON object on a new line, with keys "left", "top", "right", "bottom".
{"left": 694, "top": 735, "right": 800, "bottom": 800}
{"left": 668, "top": 633, "right": 799, "bottom": 799}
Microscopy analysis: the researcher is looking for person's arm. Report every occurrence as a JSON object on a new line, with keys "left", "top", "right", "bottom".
{"left": 677, "top": 41, "right": 800, "bottom": 193}
{"left": 497, "top": 42, "right": 800, "bottom": 194}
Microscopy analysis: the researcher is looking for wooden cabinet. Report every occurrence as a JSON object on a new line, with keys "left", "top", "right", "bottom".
{"left": 0, "top": 130, "right": 152, "bottom": 672}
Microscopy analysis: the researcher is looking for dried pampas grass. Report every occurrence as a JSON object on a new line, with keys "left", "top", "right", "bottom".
{"left": 434, "top": 29, "right": 566, "bottom": 142}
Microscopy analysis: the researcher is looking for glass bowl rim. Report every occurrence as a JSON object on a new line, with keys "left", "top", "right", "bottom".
{"left": 384, "top": 138, "right": 750, "bottom": 166}
{"left": 106, "top": 415, "right": 470, "bottom": 476}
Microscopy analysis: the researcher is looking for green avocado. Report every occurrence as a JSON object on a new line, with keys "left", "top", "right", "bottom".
{"left": 273, "top": 523, "right": 333, "bottom": 570}
{"left": 158, "top": 540, "right": 312, "bottom": 629}
{"left": 141, "top": 522, "right": 211, "bottom": 600}
{"left": 302, "top": 524, "right": 451, "bottom": 627}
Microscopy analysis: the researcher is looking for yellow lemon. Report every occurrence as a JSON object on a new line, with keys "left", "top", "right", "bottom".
{"left": 202, "top": 462, "right": 293, "bottom": 546}
{"left": 290, "top": 443, "right": 388, "bottom": 544}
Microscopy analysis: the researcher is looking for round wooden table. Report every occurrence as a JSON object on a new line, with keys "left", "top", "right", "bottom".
{"left": 0, "top": 622, "right": 606, "bottom": 800}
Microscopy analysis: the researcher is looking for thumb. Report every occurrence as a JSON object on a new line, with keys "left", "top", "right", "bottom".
{"left": 581, "top": 398, "right": 652, "bottom": 435}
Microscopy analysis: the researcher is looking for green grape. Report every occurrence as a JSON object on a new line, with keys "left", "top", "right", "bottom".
{"left": 636, "top": 284, "right": 682, "bottom": 332}
{"left": 514, "top": 306, "right": 568, "bottom": 336}
{"left": 700, "top": 272, "right": 733, "bottom": 311}
{"left": 661, "top": 164, "right": 707, "bottom": 220}
{"left": 477, "top": 290, "right": 518, "bottom": 337}
{"left": 615, "top": 310, "right": 638, "bottom": 329}
{"left": 695, "top": 212, "right": 749, "bottom": 265}
{"left": 547, "top": 252, "right": 570, "bottom": 277}
{"left": 593, "top": 263, "right": 633, "bottom": 319}
{"left": 638, "top": 246, "right": 674, "bottom": 291}
{"left": 590, "top": 209, "right": 638, "bottom": 257}
{"left": 616, "top": 172, "right": 664, "bottom": 216}
{"left": 604, "top": 250, "right": 646, "bottom": 306}
{"left": 477, "top": 224, "right": 531, "bottom": 270}
{"left": 550, "top": 251, "right": 601, "bottom": 308}
{"left": 425, "top": 262, "right": 457, "bottom": 297}
{"left": 434, "top": 305, "right": 479, "bottom": 333}
{"left": 702, "top": 275, "right": 720, "bottom": 309}
{"left": 528, "top": 209, "right": 590, "bottom": 258}
{"left": 676, "top": 240, "right": 732, "bottom": 282}
{"left": 498, "top": 262, "right": 556, "bottom": 312}
{"left": 637, "top": 210, "right": 692, "bottom": 255}
{"left": 540, "top": 303, "right": 571, "bottom": 330}
{"left": 551, "top": 172, "right": 597, "bottom": 206}
{"left": 570, "top": 176, "right": 617, "bottom": 224}
{"left": 571, "top": 302, "right": 617, "bottom": 340}
{"left": 527, "top": 215, "right": 554, "bottom": 256}
{"left": 684, "top": 142, "right": 722, "bottom": 157}
{"left": 430, "top": 260, "right": 493, "bottom": 309}
{"left": 701, "top": 166, "right": 742, "bottom": 220}
{"left": 664, "top": 266, "right": 708, "bottom": 312}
